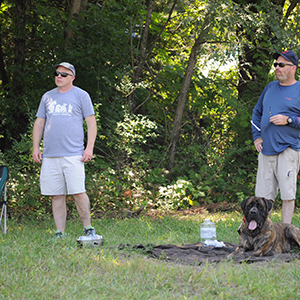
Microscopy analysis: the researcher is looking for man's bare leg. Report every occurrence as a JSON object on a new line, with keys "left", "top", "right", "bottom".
{"left": 282, "top": 199, "right": 295, "bottom": 224}
{"left": 52, "top": 195, "right": 67, "bottom": 232}
{"left": 73, "top": 192, "right": 91, "bottom": 229}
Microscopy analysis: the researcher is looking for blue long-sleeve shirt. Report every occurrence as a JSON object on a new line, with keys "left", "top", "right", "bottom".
{"left": 252, "top": 80, "right": 300, "bottom": 155}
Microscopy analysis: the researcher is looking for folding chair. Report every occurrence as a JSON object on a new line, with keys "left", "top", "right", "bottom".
{"left": 0, "top": 166, "right": 9, "bottom": 234}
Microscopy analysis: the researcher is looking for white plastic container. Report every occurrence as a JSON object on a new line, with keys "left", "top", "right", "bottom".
{"left": 200, "top": 218, "right": 216, "bottom": 242}
{"left": 76, "top": 234, "right": 103, "bottom": 247}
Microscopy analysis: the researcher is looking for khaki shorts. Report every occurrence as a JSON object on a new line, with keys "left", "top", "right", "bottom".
{"left": 255, "top": 147, "right": 300, "bottom": 201}
{"left": 40, "top": 156, "right": 86, "bottom": 196}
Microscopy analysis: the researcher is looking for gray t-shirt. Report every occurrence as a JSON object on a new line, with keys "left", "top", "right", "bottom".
{"left": 36, "top": 86, "right": 95, "bottom": 157}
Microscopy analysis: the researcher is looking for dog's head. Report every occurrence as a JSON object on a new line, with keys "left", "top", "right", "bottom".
{"left": 240, "top": 196, "right": 273, "bottom": 231}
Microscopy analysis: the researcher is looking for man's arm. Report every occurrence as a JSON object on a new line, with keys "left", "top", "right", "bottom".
{"left": 32, "top": 117, "right": 46, "bottom": 163}
{"left": 270, "top": 114, "right": 297, "bottom": 127}
{"left": 82, "top": 114, "right": 97, "bottom": 163}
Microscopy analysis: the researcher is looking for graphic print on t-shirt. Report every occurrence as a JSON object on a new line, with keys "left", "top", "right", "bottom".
{"left": 48, "top": 100, "right": 73, "bottom": 116}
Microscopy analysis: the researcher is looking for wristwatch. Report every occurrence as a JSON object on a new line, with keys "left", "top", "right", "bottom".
{"left": 287, "top": 117, "right": 293, "bottom": 125}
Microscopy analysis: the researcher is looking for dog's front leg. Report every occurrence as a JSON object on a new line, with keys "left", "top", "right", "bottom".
{"left": 227, "top": 233, "right": 253, "bottom": 258}
{"left": 246, "top": 232, "right": 273, "bottom": 257}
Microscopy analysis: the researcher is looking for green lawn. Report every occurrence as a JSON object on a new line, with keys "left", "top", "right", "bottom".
{"left": 1, "top": 208, "right": 300, "bottom": 299}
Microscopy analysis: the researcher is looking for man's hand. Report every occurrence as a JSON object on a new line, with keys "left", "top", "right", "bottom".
{"left": 81, "top": 148, "right": 93, "bottom": 163}
{"left": 270, "top": 114, "right": 288, "bottom": 125}
{"left": 32, "top": 148, "right": 42, "bottom": 164}
{"left": 254, "top": 137, "right": 263, "bottom": 152}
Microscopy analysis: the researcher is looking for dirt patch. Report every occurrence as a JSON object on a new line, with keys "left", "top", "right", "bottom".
{"left": 145, "top": 201, "right": 238, "bottom": 219}
{"left": 93, "top": 201, "right": 238, "bottom": 220}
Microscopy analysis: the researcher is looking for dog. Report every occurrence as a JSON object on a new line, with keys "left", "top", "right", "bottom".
{"left": 228, "top": 196, "right": 300, "bottom": 257}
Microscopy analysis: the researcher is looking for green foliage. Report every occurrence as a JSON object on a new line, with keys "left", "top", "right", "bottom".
{"left": 1, "top": 0, "right": 300, "bottom": 219}
{"left": 153, "top": 177, "right": 205, "bottom": 210}
{"left": 2, "top": 111, "right": 257, "bottom": 219}
{"left": 3, "top": 133, "right": 49, "bottom": 217}
{"left": 115, "top": 113, "right": 160, "bottom": 155}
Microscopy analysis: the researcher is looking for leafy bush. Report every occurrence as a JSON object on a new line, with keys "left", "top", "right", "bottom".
{"left": 2, "top": 108, "right": 259, "bottom": 219}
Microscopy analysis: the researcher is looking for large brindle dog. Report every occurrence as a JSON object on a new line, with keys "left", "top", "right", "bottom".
{"left": 229, "top": 196, "right": 300, "bottom": 258}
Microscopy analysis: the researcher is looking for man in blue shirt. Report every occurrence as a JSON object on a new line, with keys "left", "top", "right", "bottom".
{"left": 252, "top": 50, "right": 300, "bottom": 224}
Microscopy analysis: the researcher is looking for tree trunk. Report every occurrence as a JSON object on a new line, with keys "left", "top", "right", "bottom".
{"left": 0, "top": 29, "right": 9, "bottom": 88}
{"left": 128, "top": 0, "right": 178, "bottom": 114}
{"left": 168, "top": 12, "right": 211, "bottom": 174}
{"left": 65, "top": 0, "right": 88, "bottom": 47}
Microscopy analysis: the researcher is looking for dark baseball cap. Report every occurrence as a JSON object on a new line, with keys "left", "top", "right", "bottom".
{"left": 53, "top": 62, "right": 76, "bottom": 76}
{"left": 273, "top": 50, "right": 299, "bottom": 68}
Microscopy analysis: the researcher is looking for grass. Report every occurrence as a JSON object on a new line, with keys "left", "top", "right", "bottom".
{"left": 1, "top": 208, "right": 300, "bottom": 299}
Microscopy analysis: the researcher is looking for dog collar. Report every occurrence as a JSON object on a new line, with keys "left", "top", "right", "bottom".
{"left": 237, "top": 217, "right": 246, "bottom": 234}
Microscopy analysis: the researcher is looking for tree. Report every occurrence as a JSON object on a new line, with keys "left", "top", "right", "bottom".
{"left": 128, "top": 0, "right": 178, "bottom": 114}
{"left": 64, "top": 0, "right": 88, "bottom": 47}
{"left": 0, "top": 0, "right": 27, "bottom": 150}
{"left": 167, "top": 0, "right": 237, "bottom": 174}
{"left": 168, "top": 10, "right": 211, "bottom": 172}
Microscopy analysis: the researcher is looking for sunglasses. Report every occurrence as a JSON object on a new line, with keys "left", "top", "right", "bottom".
{"left": 54, "top": 71, "right": 73, "bottom": 77}
{"left": 273, "top": 62, "right": 294, "bottom": 68}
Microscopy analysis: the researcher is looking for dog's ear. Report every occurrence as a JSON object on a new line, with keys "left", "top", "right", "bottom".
{"left": 240, "top": 197, "right": 250, "bottom": 212}
{"left": 263, "top": 198, "right": 273, "bottom": 213}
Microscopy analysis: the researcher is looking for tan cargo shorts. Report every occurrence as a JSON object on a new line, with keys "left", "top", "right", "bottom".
{"left": 255, "top": 147, "right": 300, "bottom": 201}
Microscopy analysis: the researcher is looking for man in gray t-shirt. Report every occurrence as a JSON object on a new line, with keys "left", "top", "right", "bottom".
{"left": 32, "top": 62, "right": 98, "bottom": 238}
